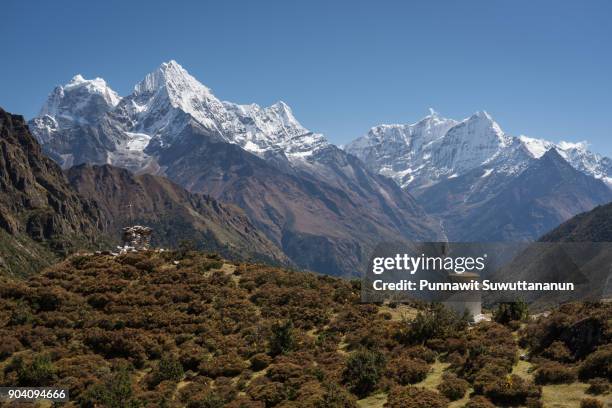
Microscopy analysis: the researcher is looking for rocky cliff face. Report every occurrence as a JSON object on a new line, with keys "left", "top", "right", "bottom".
{"left": 0, "top": 108, "right": 103, "bottom": 275}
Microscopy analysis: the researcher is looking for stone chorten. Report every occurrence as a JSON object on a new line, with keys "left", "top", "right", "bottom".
{"left": 121, "top": 226, "right": 153, "bottom": 251}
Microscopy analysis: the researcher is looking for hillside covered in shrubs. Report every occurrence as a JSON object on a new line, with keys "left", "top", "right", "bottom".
{"left": 0, "top": 250, "right": 609, "bottom": 407}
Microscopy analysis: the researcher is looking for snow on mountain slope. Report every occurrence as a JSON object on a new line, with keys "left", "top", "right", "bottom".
{"left": 30, "top": 75, "right": 121, "bottom": 144}
{"left": 346, "top": 111, "right": 612, "bottom": 189}
{"left": 30, "top": 60, "right": 328, "bottom": 169}
{"left": 29, "top": 60, "right": 610, "bottom": 189}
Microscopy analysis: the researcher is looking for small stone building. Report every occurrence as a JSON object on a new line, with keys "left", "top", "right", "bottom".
{"left": 121, "top": 225, "right": 153, "bottom": 251}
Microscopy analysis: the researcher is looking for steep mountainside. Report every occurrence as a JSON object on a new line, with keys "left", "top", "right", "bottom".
{"left": 66, "top": 164, "right": 289, "bottom": 265}
{"left": 0, "top": 108, "right": 103, "bottom": 275}
{"left": 148, "top": 125, "right": 443, "bottom": 276}
{"left": 29, "top": 61, "right": 444, "bottom": 276}
{"left": 539, "top": 201, "right": 612, "bottom": 242}
{"left": 426, "top": 149, "right": 612, "bottom": 241}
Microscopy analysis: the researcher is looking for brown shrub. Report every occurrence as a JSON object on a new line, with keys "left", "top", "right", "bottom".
{"left": 387, "top": 357, "right": 430, "bottom": 385}
{"left": 437, "top": 372, "right": 468, "bottom": 401}
{"left": 482, "top": 374, "right": 541, "bottom": 406}
{"left": 198, "top": 353, "right": 248, "bottom": 378}
{"left": 464, "top": 395, "right": 495, "bottom": 408}
{"left": 578, "top": 344, "right": 612, "bottom": 381}
{"left": 384, "top": 386, "right": 448, "bottom": 408}
{"left": 586, "top": 378, "right": 610, "bottom": 395}
{"left": 542, "top": 341, "right": 573, "bottom": 363}
{"left": 534, "top": 361, "right": 576, "bottom": 384}
{"left": 580, "top": 398, "right": 604, "bottom": 408}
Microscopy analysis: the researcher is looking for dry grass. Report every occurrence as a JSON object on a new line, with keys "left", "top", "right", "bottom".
{"left": 378, "top": 304, "right": 418, "bottom": 322}
{"left": 415, "top": 360, "right": 450, "bottom": 390}
{"left": 541, "top": 382, "right": 609, "bottom": 407}
{"left": 357, "top": 392, "right": 387, "bottom": 408}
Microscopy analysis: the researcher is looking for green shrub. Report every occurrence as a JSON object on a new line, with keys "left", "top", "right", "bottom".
{"left": 8, "top": 354, "right": 56, "bottom": 386}
{"left": 269, "top": 320, "right": 295, "bottom": 356}
{"left": 148, "top": 355, "right": 184, "bottom": 387}
{"left": 80, "top": 366, "right": 141, "bottom": 408}
{"left": 493, "top": 301, "right": 528, "bottom": 326}
{"left": 342, "top": 349, "right": 386, "bottom": 398}
{"left": 399, "top": 304, "right": 468, "bottom": 345}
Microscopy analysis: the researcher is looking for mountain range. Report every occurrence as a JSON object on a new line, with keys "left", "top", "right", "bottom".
{"left": 23, "top": 60, "right": 612, "bottom": 273}
{"left": 28, "top": 61, "right": 444, "bottom": 276}
{"left": 0, "top": 108, "right": 288, "bottom": 276}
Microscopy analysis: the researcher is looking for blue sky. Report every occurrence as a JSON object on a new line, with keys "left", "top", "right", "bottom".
{"left": 2, "top": 0, "right": 611, "bottom": 155}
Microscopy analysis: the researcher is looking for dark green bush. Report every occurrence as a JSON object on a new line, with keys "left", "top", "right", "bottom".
{"left": 493, "top": 301, "right": 528, "bottom": 326}
{"left": 342, "top": 349, "right": 386, "bottom": 398}
{"left": 269, "top": 320, "right": 295, "bottom": 356}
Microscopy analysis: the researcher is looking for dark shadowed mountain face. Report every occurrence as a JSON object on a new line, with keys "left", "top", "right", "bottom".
{"left": 417, "top": 149, "right": 612, "bottom": 241}
{"left": 0, "top": 108, "right": 103, "bottom": 275}
{"left": 149, "top": 125, "right": 444, "bottom": 276}
{"left": 66, "top": 163, "right": 289, "bottom": 265}
{"left": 539, "top": 202, "right": 612, "bottom": 242}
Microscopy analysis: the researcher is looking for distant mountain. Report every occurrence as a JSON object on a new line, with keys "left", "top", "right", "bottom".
{"left": 0, "top": 108, "right": 103, "bottom": 276}
{"left": 418, "top": 149, "right": 612, "bottom": 241}
{"left": 346, "top": 110, "right": 612, "bottom": 241}
{"left": 29, "top": 61, "right": 444, "bottom": 276}
{"left": 540, "top": 201, "right": 612, "bottom": 242}
{"left": 345, "top": 109, "right": 612, "bottom": 190}
{"left": 66, "top": 164, "right": 289, "bottom": 265}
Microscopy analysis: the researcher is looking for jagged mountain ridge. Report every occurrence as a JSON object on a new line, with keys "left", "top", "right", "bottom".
{"left": 346, "top": 110, "right": 612, "bottom": 241}
{"left": 29, "top": 61, "right": 444, "bottom": 276}
{"left": 345, "top": 110, "right": 612, "bottom": 190}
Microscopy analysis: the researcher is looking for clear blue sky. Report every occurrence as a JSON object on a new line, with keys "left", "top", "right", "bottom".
{"left": 2, "top": 0, "right": 611, "bottom": 155}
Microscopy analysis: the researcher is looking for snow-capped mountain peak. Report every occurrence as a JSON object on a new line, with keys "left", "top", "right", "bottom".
{"left": 31, "top": 60, "right": 330, "bottom": 169}
{"left": 39, "top": 74, "right": 121, "bottom": 119}
{"left": 346, "top": 110, "right": 612, "bottom": 189}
